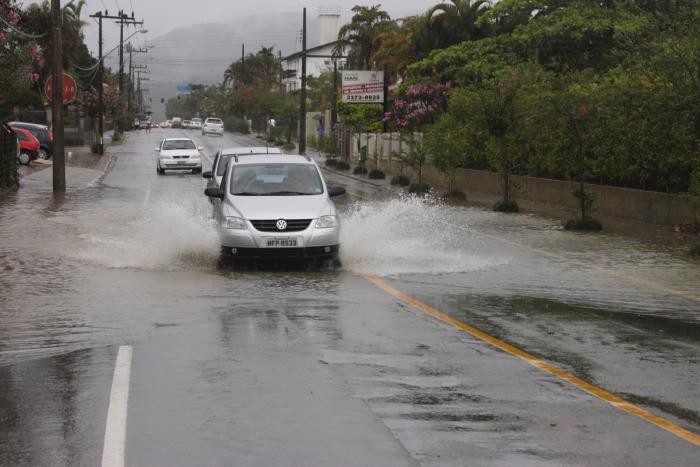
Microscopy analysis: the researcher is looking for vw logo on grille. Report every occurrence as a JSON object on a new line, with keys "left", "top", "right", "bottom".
{"left": 276, "top": 219, "right": 288, "bottom": 231}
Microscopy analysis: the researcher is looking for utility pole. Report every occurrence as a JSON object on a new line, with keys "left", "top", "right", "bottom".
{"left": 89, "top": 11, "right": 105, "bottom": 155}
{"left": 332, "top": 59, "right": 338, "bottom": 128}
{"left": 299, "top": 7, "right": 307, "bottom": 154}
{"left": 129, "top": 55, "right": 149, "bottom": 111}
{"left": 90, "top": 9, "right": 143, "bottom": 138}
{"left": 383, "top": 66, "right": 389, "bottom": 133}
{"left": 241, "top": 44, "right": 245, "bottom": 83}
{"left": 50, "top": 0, "right": 65, "bottom": 192}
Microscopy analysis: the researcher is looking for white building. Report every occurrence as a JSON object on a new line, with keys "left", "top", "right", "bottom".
{"left": 283, "top": 6, "right": 346, "bottom": 92}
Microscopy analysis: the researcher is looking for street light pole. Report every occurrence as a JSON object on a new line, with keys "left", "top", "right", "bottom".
{"left": 299, "top": 7, "right": 307, "bottom": 154}
{"left": 51, "top": 0, "right": 65, "bottom": 192}
{"left": 97, "top": 12, "right": 104, "bottom": 154}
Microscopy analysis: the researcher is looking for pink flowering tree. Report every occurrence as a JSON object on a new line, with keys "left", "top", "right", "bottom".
{"left": 384, "top": 82, "right": 452, "bottom": 131}
{"left": 383, "top": 82, "right": 452, "bottom": 188}
{"left": 1, "top": 1, "right": 45, "bottom": 109}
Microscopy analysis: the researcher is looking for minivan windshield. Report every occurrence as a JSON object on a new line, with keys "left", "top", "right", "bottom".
{"left": 162, "top": 140, "right": 196, "bottom": 150}
{"left": 229, "top": 164, "right": 324, "bottom": 196}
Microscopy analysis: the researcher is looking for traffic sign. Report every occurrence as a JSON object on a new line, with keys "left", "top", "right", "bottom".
{"left": 44, "top": 73, "right": 78, "bottom": 104}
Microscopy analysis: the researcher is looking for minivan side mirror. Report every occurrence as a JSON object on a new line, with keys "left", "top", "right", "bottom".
{"left": 328, "top": 186, "right": 346, "bottom": 197}
{"left": 204, "top": 187, "right": 224, "bottom": 199}
{"left": 198, "top": 146, "right": 204, "bottom": 151}
{"left": 202, "top": 171, "right": 213, "bottom": 179}
{"left": 154, "top": 147, "right": 160, "bottom": 152}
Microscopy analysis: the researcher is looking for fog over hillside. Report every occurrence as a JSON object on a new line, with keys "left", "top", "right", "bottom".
{"left": 116, "top": 12, "right": 323, "bottom": 121}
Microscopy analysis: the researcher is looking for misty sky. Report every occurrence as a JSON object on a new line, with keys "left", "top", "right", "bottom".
{"left": 75, "top": 0, "right": 434, "bottom": 56}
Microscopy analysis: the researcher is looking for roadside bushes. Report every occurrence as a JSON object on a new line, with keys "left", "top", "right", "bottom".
{"left": 335, "top": 160, "right": 350, "bottom": 171}
{"left": 409, "top": 182, "right": 432, "bottom": 194}
{"left": 493, "top": 200, "right": 520, "bottom": 213}
{"left": 353, "top": 166, "right": 368, "bottom": 175}
{"left": 368, "top": 169, "right": 386, "bottom": 179}
{"left": 391, "top": 175, "right": 410, "bottom": 186}
{"left": 223, "top": 116, "right": 250, "bottom": 134}
{"left": 691, "top": 244, "right": 700, "bottom": 257}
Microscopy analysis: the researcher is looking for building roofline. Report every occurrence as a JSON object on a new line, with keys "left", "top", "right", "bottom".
{"left": 283, "top": 40, "right": 342, "bottom": 61}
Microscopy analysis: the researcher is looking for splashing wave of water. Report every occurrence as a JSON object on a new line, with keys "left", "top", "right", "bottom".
{"left": 75, "top": 200, "right": 220, "bottom": 270}
{"left": 339, "top": 195, "right": 508, "bottom": 276}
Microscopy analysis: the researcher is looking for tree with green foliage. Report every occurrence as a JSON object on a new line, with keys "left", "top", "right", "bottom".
{"left": 429, "top": 0, "right": 493, "bottom": 49}
{"left": 336, "top": 5, "right": 394, "bottom": 70}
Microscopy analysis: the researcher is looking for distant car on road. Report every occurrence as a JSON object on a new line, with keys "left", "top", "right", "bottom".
{"left": 7, "top": 121, "right": 53, "bottom": 159}
{"left": 171, "top": 117, "right": 182, "bottom": 129}
{"left": 11, "top": 127, "right": 41, "bottom": 165}
{"left": 204, "top": 153, "right": 345, "bottom": 262}
{"left": 161, "top": 121, "right": 172, "bottom": 128}
{"left": 155, "top": 137, "right": 203, "bottom": 175}
{"left": 203, "top": 146, "right": 283, "bottom": 194}
{"left": 191, "top": 117, "right": 203, "bottom": 130}
{"left": 202, "top": 117, "right": 224, "bottom": 136}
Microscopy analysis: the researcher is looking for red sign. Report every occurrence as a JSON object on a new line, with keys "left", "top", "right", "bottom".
{"left": 44, "top": 73, "right": 78, "bottom": 104}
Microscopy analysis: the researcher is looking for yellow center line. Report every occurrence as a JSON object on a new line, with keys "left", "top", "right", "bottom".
{"left": 361, "top": 272, "right": 700, "bottom": 447}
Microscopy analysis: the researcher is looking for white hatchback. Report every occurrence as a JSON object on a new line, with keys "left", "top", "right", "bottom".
{"left": 155, "top": 138, "right": 203, "bottom": 174}
{"left": 202, "top": 117, "right": 224, "bottom": 136}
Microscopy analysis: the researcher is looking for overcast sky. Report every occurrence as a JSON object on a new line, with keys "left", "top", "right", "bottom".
{"left": 70, "top": 0, "right": 435, "bottom": 56}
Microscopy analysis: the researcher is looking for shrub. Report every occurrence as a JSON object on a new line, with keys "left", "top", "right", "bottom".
{"left": 335, "top": 160, "right": 350, "bottom": 170}
{"left": 391, "top": 175, "right": 411, "bottom": 186}
{"left": 223, "top": 116, "right": 250, "bottom": 134}
{"left": 409, "top": 182, "right": 432, "bottom": 194}
{"left": 90, "top": 141, "right": 100, "bottom": 154}
{"left": 353, "top": 166, "right": 368, "bottom": 175}
{"left": 564, "top": 217, "right": 603, "bottom": 231}
{"left": 368, "top": 169, "right": 386, "bottom": 179}
{"left": 282, "top": 142, "right": 296, "bottom": 152}
{"left": 443, "top": 190, "right": 467, "bottom": 201}
{"left": 691, "top": 244, "right": 700, "bottom": 257}
{"left": 325, "top": 158, "right": 338, "bottom": 167}
{"left": 494, "top": 200, "right": 520, "bottom": 213}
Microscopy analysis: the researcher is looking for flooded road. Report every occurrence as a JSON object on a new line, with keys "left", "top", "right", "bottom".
{"left": 0, "top": 129, "right": 699, "bottom": 466}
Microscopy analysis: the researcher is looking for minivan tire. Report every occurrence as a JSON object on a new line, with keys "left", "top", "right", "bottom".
{"left": 18, "top": 152, "right": 31, "bottom": 165}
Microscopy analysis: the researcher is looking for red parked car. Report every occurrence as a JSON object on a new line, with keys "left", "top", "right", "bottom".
{"left": 11, "top": 127, "right": 41, "bottom": 165}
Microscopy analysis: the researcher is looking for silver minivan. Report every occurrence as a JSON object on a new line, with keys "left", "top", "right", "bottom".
{"left": 204, "top": 154, "right": 345, "bottom": 261}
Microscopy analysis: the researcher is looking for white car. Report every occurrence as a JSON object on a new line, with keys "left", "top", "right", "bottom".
{"left": 155, "top": 138, "right": 203, "bottom": 174}
{"left": 191, "top": 117, "right": 203, "bottom": 130}
{"left": 204, "top": 154, "right": 346, "bottom": 262}
{"left": 202, "top": 117, "right": 224, "bottom": 136}
{"left": 182, "top": 120, "right": 192, "bottom": 129}
{"left": 203, "top": 146, "right": 283, "bottom": 193}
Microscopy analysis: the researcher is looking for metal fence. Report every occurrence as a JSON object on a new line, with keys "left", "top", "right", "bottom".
{"left": 0, "top": 124, "right": 19, "bottom": 192}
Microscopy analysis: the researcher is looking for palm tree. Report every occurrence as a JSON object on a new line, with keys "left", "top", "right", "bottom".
{"left": 429, "top": 0, "right": 493, "bottom": 48}
{"left": 335, "top": 5, "right": 394, "bottom": 70}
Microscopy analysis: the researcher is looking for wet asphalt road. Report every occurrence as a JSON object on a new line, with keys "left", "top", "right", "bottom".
{"left": 1, "top": 129, "right": 699, "bottom": 466}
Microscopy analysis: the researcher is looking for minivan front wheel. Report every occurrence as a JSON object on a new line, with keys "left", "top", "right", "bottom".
{"left": 38, "top": 148, "right": 50, "bottom": 160}
{"left": 18, "top": 152, "right": 31, "bottom": 165}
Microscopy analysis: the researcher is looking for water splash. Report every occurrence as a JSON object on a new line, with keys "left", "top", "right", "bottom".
{"left": 339, "top": 195, "right": 508, "bottom": 276}
{"left": 74, "top": 200, "right": 220, "bottom": 270}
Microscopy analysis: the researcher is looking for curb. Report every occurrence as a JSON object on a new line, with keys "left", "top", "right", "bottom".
{"left": 319, "top": 165, "right": 384, "bottom": 188}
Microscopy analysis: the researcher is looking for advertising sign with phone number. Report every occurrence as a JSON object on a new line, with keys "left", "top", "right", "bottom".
{"left": 341, "top": 71, "right": 384, "bottom": 104}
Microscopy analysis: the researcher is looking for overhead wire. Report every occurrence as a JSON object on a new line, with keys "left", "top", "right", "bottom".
{"left": 0, "top": 15, "right": 47, "bottom": 39}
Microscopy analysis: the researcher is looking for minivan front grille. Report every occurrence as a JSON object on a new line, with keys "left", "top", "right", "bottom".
{"left": 251, "top": 219, "right": 312, "bottom": 232}
{"left": 172, "top": 155, "right": 190, "bottom": 159}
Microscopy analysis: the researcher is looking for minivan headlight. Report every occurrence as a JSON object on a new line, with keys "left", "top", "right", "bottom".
{"left": 315, "top": 215, "right": 338, "bottom": 229}
{"left": 225, "top": 217, "right": 248, "bottom": 230}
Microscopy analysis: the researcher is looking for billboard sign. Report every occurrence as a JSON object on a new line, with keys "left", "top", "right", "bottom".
{"left": 176, "top": 85, "right": 192, "bottom": 95}
{"left": 341, "top": 71, "right": 384, "bottom": 103}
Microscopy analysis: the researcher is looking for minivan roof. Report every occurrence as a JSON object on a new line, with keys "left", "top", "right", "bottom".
{"left": 226, "top": 154, "right": 313, "bottom": 166}
{"left": 220, "top": 147, "right": 283, "bottom": 155}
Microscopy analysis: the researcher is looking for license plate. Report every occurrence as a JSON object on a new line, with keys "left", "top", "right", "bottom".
{"left": 177, "top": 161, "right": 187, "bottom": 165}
{"left": 266, "top": 238, "right": 297, "bottom": 248}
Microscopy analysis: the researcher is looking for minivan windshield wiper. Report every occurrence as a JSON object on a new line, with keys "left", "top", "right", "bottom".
{"left": 232, "top": 192, "right": 261, "bottom": 196}
{"left": 263, "top": 191, "right": 313, "bottom": 196}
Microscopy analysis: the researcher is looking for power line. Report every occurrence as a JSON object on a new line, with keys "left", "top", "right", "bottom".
{"left": 0, "top": 15, "right": 47, "bottom": 38}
